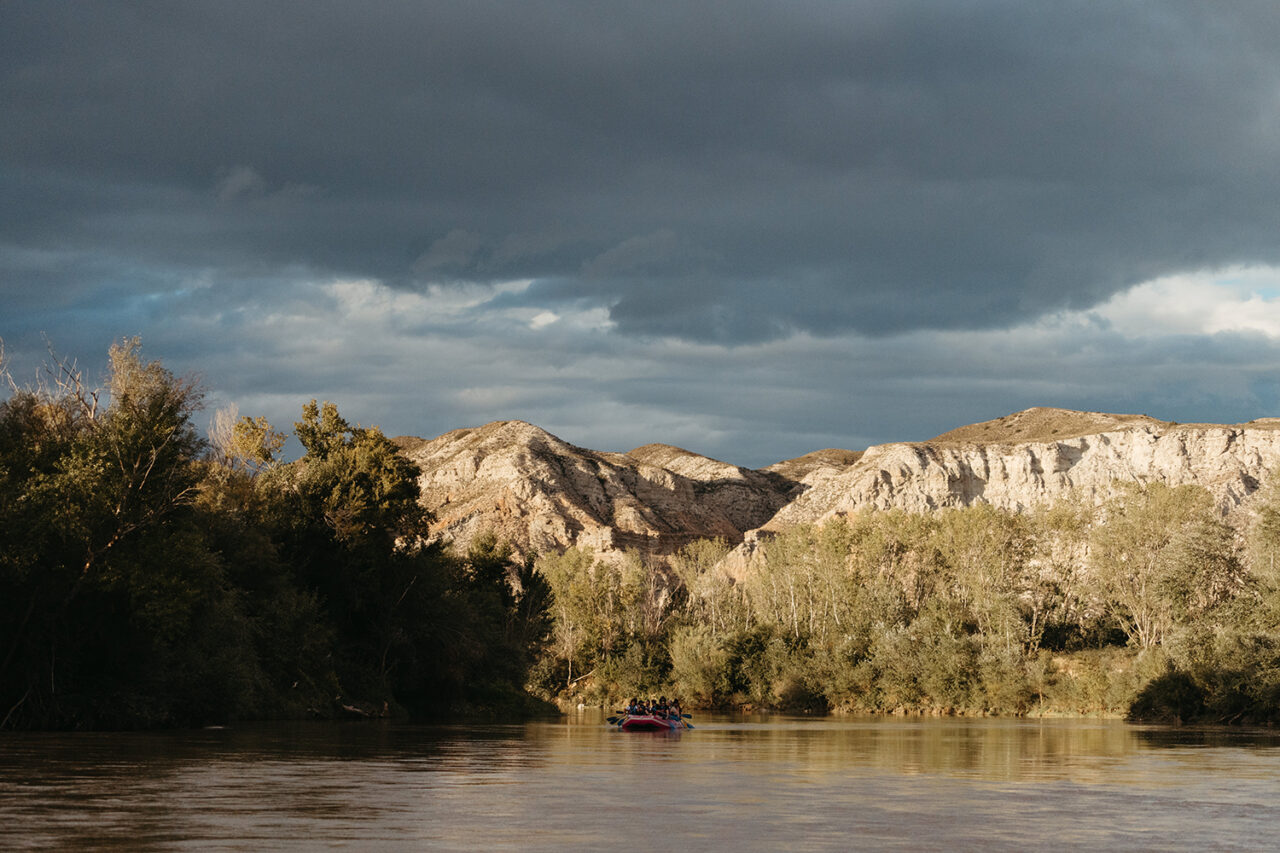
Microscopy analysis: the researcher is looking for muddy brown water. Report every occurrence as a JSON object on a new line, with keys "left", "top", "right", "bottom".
{"left": 2, "top": 713, "right": 1278, "bottom": 850}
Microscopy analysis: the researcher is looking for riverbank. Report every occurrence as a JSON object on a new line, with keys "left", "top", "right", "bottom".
{"left": 544, "top": 645, "right": 1280, "bottom": 727}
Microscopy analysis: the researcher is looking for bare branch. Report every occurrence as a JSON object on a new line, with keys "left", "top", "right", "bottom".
{"left": 0, "top": 337, "right": 16, "bottom": 393}
{"left": 41, "top": 335, "right": 99, "bottom": 420}
{"left": 209, "top": 404, "right": 239, "bottom": 465}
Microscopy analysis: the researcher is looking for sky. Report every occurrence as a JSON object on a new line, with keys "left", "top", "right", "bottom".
{"left": 4, "top": 1, "right": 1280, "bottom": 468}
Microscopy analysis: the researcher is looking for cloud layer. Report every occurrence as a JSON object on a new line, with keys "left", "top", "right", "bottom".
{"left": 4, "top": 2, "right": 1280, "bottom": 464}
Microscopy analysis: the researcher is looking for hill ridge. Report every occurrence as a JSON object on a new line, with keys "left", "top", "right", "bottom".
{"left": 396, "top": 408, "right": 1280, "bottom": 563}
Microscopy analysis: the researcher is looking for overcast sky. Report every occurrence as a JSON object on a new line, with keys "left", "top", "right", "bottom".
{"left": 5, "top": 1, "right": 1280, "bottom": 467}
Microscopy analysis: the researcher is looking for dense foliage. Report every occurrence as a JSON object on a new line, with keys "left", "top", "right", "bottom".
{"left": 531, "top": 483, "right": 1280, "bottom": 725}
{"left": 7, "top": 341, "right": 1279, "bottom": 729}
{"left": 0, "top": 341, "right": 549, "bottom": 729}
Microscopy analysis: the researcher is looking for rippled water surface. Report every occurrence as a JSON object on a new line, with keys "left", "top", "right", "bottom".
{"left": 3, "top": 714, "right": 1279, "bottom": 850}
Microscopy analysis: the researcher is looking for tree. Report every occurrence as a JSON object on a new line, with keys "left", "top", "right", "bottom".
{"left": 1090, "top": 483, "right": 1237, "bottom": 650}
{"left": 268, "top": 401, "right": 423, "bottom": 545}
{"left": 538, "top": 548, "right": 598, "bottom": 687}
{"left": 74, "top": 338, "right": 207, "bottom": 591}
{"left": 0, "top": 339, "right": 267, "bottom": 728}
{"left": 1245, "top": 473, "right": 1280, "bottom": 626}
{"left": 210, "top": 404, "right": 285, "bottom": 474}
{"left": 508, "top": 553, "right": 554, "bottom": 669}
{"left": 933, "top": 504, "right": 1034, "bottom": 653}
{"left": 258, "top": 400, "right": 434, "bottom": 704}
{"left": 1, "top": 348, "right": 553, "bottom": 728}
{"left": 1027, "top": 498, "right": 1097, "bottom": 650}
{"left": 670, "top": 537, "right": 745, "bottom": 638}
{"left": 294, "top": 399, "right": 352, "bottom": 459}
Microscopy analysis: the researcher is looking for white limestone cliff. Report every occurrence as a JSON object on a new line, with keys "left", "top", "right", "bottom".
{"left": 394, "top": 420, "right": 794, "bottom": 562}
{"left": 758, "top": 424, "right": 1280, "bottom": 532}
{"left": 394, "top": 409, "right": 1280, "bottom": 566}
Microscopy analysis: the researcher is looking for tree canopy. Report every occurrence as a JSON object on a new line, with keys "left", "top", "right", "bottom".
{"left": 0, "top": 342, "right": 549, "bottom": 729}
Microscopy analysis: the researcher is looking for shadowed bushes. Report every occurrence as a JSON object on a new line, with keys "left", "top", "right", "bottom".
{"left": 0, "top": 344, "right": 551, "bottom": 729}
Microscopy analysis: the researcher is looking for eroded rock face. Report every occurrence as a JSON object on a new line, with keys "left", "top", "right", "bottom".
{"left": 393, "top": 421, "right": 796, "bottom": 562}
{"left": 758, "top": 424, "right": 1280, "bottom": 533}
{"left": 396, "top": 409, "right": 1280, "bottom": 565}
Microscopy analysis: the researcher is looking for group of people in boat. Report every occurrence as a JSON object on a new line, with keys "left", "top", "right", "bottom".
{"left": 625, "top": 696, "right": 683, "bottom": 719}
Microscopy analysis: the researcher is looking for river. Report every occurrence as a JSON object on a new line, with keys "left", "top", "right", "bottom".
{"left": 2, "top": 713, "right": 1278, "bottom": 850}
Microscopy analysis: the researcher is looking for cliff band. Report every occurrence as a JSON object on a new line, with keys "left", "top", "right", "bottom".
{"left": 394, "top": 408, "right": 1280, "bottom": 563}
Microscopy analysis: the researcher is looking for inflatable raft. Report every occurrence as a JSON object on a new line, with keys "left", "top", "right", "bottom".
{"left": 614, "top": 713, "right": 690, "bottom": 731}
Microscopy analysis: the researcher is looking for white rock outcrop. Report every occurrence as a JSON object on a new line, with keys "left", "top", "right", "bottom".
{"left": 394, "top": 421, "right": 794, "bottom": 562}
{"left": 395, "top": 410, "right": 1280, "bottom": 566}
{"left": 757, "top": 424, "right": 1280, "bottom": 534}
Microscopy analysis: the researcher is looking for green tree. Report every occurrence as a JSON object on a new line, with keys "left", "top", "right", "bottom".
{"left": 258, "top": 401, "right": 438, "bottom": 706}
{"left": 210, "top": 404, "right": 285, "bottom": 474}
{"left": 0, "top": 339, "right": 263, "bottom": 728}
{"left": 1027, "top": 498, "right": 1097, "bottom": 650}
{"left": 1090, "top": 483, "right": 1237, "bottom": 650}
{"left": 750, "top": 521, "right": 859, "bottom": 642}
{"left": 667, "top": 623, "right": 730, "bottom": 705}
{"left": 452, "top": 533, "right": 553, "bottom": 706}
{"left": 933, "top": 504, "right": 1034, "bottom": 653}
{"left": 538, "top": 548, "right": 600, "bottom": 687}
{"left": 1, "top": 345, "right": 553, "bottom": 728}
{"left": 294, "top": 399, "right": 353, "bottom": 459}
{"left": 508, "top": 553, "right": 554, "bottom": 671}
{"left": 670, "top": 537, "right": 746, "bottom": 638}
{"left": 1245, "top": 473, "right": 1280, "bottom": 625}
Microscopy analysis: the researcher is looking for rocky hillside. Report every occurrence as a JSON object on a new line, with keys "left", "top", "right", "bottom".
{"left": 755, "top": 408, "right": 1280, "bottom": 536}
{"left": 396, "top": 408, "right": 1280, "bottom": 563}
{"left": 393, "top": 421, "right": 796, "bottom": 562}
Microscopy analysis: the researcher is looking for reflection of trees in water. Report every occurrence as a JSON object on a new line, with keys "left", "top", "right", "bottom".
{"left": 652, "top": 717, "right": 1142, "bottom": 782}
{"left": 1132, "top": 726, "right": 1280, "bottom": 751}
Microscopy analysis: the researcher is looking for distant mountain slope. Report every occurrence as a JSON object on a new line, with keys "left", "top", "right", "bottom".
{"left": 927, "top": 407, "right": 1165, "bottom": 444}
{"left": 752, "top": 409, "right": 1280, "bottom": 538}
{"left": 763, "top": 448, "right": 864, "bottom": 482}
{"left": 392, "top": 421, "right": 796, "bottom": 561}
{"left": 395, "top": 409, "right": 1280, "bottom": 564}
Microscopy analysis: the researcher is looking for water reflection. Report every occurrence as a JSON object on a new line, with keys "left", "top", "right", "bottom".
{"left": 3, "top": 716, "right": 1278, "bottom": 850}
{"left": 544, "top": 713, "right": 1164, "bottom": 785}
{"left": 1131, "top": 724, "right": 1280, "bottom": 750}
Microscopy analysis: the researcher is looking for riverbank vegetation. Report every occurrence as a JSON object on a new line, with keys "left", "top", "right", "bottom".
{"left": 0, "top": 340, "right": 550, "bottom": 729}
{"left": 6, "top": 341, "right": 1279, "bottom": 730}
{"left": 531, "top": 483, "right": 1280, "bottom": 725}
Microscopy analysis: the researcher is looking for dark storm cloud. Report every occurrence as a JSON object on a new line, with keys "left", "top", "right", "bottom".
{"left": 6, "top": 0, "right": 1280, "bottom": 343}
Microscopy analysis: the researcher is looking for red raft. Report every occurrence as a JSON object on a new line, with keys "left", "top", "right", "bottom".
{"left": 615, "top": 713, "right": 690, "bottom": 731}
